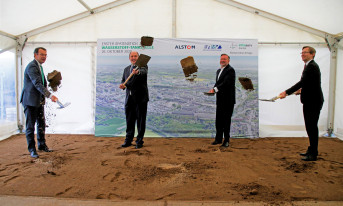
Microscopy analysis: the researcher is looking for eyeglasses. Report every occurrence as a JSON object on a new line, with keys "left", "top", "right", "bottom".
{"left": 38, "top": 53, "right": 47, "bottom": 57}
{"left": 300, "top": 52, "right": 310, "bottom": 54}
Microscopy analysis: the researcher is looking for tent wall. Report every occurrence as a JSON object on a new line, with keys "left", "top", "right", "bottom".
{"left": 0, "top": 48, "right": 17, "bottom": 141}
{"left": 0, "top": 0, "right": 341, "bottom": 138}
{"left": 0, "top": 35, "right": 16, "bottom": 51}
{"left": 20, "top": 42, "right": 331, "bottom": 137}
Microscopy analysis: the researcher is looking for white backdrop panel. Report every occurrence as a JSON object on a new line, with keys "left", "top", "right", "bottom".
{"left": 259, "top": 45, "right": 330, "bottom": 137}
{"left": 22, "top": 44, "right": 95, "bottom": 134}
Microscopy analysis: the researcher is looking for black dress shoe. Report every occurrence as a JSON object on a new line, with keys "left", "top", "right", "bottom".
{"left": 30, "top": 151, "right": 39, "bottom": 158}
{"left": 121, "top": 142, "right": 132, "bottom": 147}
{"left": 211, "top": 141, "right": 222, "bottom": 145}
{"left": 301, "top": 155, "right": 317, "bottom": 161}
{"left": 221, "top": 142, "right": 229, "bottom": 147}
{"left": 38, "top": 146, "right": 53, "bottom": 152}
{"left": 299, "top": 152, "right": 308, "bottom": 156}
{"left": 135, "top": 144, "right": 143, "bottom": 149}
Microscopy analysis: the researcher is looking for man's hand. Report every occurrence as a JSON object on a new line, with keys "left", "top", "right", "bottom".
{"left": 132, "top": 68, "right": 139, "bottom": 75}
{"left": 119, "top": 84, "right": 126, "bottom": 90}
{"left": 279, "top": 91, "right": 287, "bottom": 99}
{"left": 51, "top": 95, "right": 58, "bottom": 102}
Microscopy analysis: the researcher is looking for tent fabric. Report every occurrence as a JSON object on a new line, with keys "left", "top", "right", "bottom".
{"left": 0, "top": 0, "right": 342, "bottom": 139}
{"left": 27, "top": 0, "right": 326, "bottom": 42}
{"left": 1, "top": 0, "right": 342, "bottom": 37}
{"left": 234, "top": 0, "right": 343, "bottom": 35}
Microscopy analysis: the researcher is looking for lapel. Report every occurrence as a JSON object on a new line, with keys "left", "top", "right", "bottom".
{"left": 216, "top": 69, "right": 220, "bottom": 82}
{"left": 217, "top": 65, "right": 229, "bottom": 82}
{"left": 125, "top": 65, "right": 131, "bottom": 79}
{"left": 34, "top": 60, "right": 46, "bottom": 87}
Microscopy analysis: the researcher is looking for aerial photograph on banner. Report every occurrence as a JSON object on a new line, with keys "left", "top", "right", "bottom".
{"left": 95, "top": 38, "right": 258, "bottom": 138}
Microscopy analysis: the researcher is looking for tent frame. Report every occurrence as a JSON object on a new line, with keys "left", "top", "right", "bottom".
{"left": 0, "top": 0, "right": 341, "bottom": 136}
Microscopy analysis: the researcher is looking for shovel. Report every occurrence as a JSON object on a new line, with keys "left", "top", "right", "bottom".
{"left": 259, "top": 93, "right": 295, "bottom": 102}
{"left": 258, "top": 95, "right": 282, "bottom": 102}
{"left": 123, "top": 54, "right": 151, "bottom": 86}
{"left": 56, "top": 100, "right": 71, "bottom": 109}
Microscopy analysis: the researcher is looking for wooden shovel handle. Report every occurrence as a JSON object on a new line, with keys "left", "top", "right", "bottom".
{"left": 123, "top": 71, "right": 135, "bottom": 86}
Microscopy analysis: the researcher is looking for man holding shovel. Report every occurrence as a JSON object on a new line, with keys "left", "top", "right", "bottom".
{"left": 119, "top": 51, "right": 149, "bottom": 149}
{"left": 279, "top": 46, "right": 324, "bottom": 161}
{"left": 208, "top": 54, "right": 236, "bottom": 147}
{"left": 20, "top": 47, "right": 58, "bottom": 158}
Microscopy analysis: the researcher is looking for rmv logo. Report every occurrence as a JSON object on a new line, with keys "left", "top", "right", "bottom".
{"left": 204, "top": 45, "right": 222, "bottom": 50}
{"left": 175, "top": 45, "right": 196, "bottom": 49}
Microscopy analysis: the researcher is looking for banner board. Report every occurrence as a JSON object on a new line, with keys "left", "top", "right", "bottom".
{"left": 96, "top": 38, "right": 258, "bottom": 138}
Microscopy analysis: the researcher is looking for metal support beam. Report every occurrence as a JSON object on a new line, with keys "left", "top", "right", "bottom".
{"left": 0, "top": 30, "right": 17, "bottom": 40}
{"left": 77, "top": 0, "right": 94, "bottom": 14}
{"left": 17, "top": 0, "right": 135, "bottom": 40}
{"left": 15, "top": 35, "right": 27, "bottom": 133}
{"left": 324, "top": 34, "right": 339, "bottom": 137}
{"left": 214, "top": 0, "right": 329, "bottom": 38}
{"left": 172, "top": 0, "right": 177, "bottom": 38}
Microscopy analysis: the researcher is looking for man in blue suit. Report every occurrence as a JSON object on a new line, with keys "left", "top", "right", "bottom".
{"left": 119, "top": 51, "right": 149, "bottom": 149}
{"left": 20, "top": 47, "right": 58, "bottom": 158}
{"left": 279, "top": 46, "right": 324, "bottom": 161}
{"left": 208, "top": 54, "right": 236, "bottom": 147}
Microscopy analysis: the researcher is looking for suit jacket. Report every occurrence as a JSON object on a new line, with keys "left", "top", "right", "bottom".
{"left": 286, "top": 59, "right": 324, "bottom": 106}
{"left": 214, "top": 64, "right": 236, "bottom": 105}
{"left": 20, "top": 60, "right": 51, "bottom": 107}
{"left": 121, "top": 65, "right": 149, "bottom": 105}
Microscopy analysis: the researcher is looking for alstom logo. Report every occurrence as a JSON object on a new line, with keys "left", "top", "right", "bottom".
{"left": 175, "top": 45, "right": 196, "bottom": 49}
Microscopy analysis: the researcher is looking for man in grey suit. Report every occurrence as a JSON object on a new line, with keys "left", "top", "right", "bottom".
{"left": 208, "top": 54, "right": 236, "bottom": 147}
{"left": 20, "top": 47, "right": 58, "bottom": 158}
{"left": 279, "top": 46, "right": 324, "bottom": 161}
{"left": 119, "top": 51, "right": 149, "bottom": 149}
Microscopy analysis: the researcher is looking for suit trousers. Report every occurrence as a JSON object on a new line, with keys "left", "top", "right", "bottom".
{"left": 125, "top": 95, "right": 148, "bottom": 145}
{"left": 24, "top": 105, "right": 46, "bottom": 152}
{"left": 215, "top": 103, "right": 234, "bottom": 142}
{"left": 303, "top": 103, "right": 322, "bottom": 156}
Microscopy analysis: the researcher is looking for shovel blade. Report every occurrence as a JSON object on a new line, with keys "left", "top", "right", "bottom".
{"left": 56, "top": 100, "right": 71, "bottom": 109}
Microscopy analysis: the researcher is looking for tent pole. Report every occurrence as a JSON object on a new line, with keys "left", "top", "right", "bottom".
{"left": 323, "top": 34, "right": 340, "bottom": 137}
{"left": 172, "top": 0, "right": 177, "bottom": 38}
{"left": 15, "top": 35, "right": 27, "bottom": 133}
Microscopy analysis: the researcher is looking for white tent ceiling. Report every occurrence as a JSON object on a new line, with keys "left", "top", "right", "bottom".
{"left": 1, "top": 0, "right": 342, "bottom": 42}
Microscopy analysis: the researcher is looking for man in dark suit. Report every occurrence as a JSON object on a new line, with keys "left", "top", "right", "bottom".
{"left": 208, "top": 54, "right": 236, "bottom": 147}
{"left": 279, "top": 46, "right": 324, "bottom": 161}
{"left": 119, "top": 51, "right": 149, "bottom": 149}
{"left": 20, "top": 47, "right": 58, "bottom": 158}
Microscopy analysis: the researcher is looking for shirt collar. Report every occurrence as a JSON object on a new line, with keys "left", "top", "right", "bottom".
{"left": 35, "top": 59, "right": 42, "bottom": 68}
{"left": 305, "top": 59, "right": 313, "bottom": 66}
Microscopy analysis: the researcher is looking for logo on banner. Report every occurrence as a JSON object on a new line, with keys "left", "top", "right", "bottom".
{"left": 203, "top": 45, "right": 222, "bottom": 51}
{"left": 175, "top": 45, "right": 196, "bottom": 49}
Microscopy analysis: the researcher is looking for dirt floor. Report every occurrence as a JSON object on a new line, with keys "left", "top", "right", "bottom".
{"left": 0, "top": 134, "right": 342, "bottom": 205}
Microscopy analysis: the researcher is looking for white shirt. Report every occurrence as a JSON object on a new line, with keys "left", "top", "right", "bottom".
{"left": 214, "top": 66, "right": 225, "bottom": 92}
